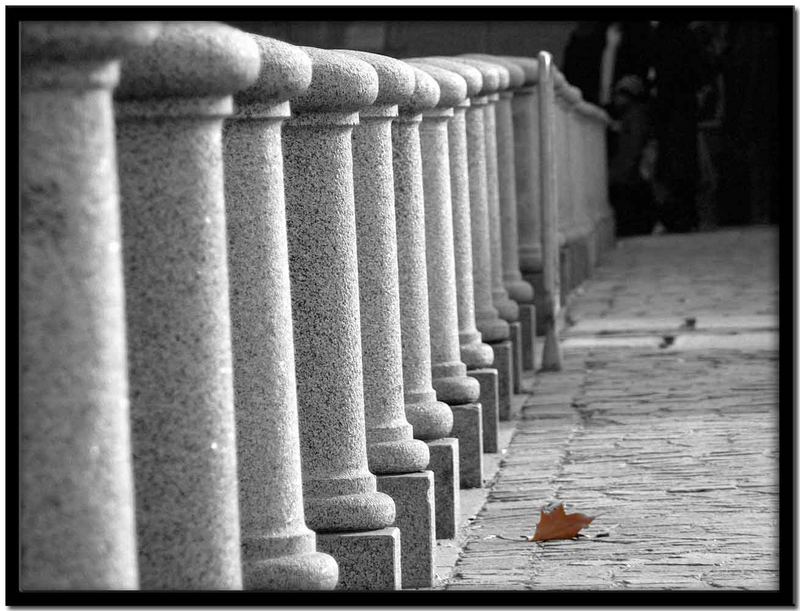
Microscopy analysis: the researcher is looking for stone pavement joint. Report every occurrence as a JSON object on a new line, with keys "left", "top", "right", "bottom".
{"left": 439, "top": 227, "right": 778, "bottom": 591}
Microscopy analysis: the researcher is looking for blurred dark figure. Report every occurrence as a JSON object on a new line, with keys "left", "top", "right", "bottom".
{"left": 563, "top": 21, "right": 606, "bottom": 105}
{"left": 647, "top": 21, "right": 706, "bottom": 233}
{"left": 718, "top": 22, "right": 780, "bottom": 225}
{"left": 563, "top": 21, "right": 649, "bottom": 107}
{"left": 607, "top": 76, "right": 656, "bottom": 236}
{"left": 691, "top": 21, "right": 728, "bottom": 230}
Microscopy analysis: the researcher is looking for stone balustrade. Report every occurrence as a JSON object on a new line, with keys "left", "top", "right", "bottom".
{"left": 18, "top": 20, "right": 616, "bottom": 593}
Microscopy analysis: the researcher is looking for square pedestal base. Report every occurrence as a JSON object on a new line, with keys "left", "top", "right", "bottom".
{"left": 426, "top": 438, "right": 460, "bottom": 540}
{"left": 376, "top": 471, "right": 435, "bottom": 589}
{"left": 518, "top": 303, "right": 537, "bottom": 373}
{"left": 524, "top": 271, "right": 546, "bottom": 336}
{"left": 559, "top": 245, "right": 570, "bottom": 304}
{"left": 488, "top": 340, "right": 513, "bottom": 421}
{"left": 316, "top": 527, "right": 400, "bottom": 591}
{"left": 450, "top": 403, "right": 483, "bottom": 488}
{"left": 508, "top": 322, "right": 523, "bottom": 394}
{"left": 467, "top": 368, "right": 499, "bottom": 453}
{"left": 572, "top": 236, "right": 589, "bottom": 286}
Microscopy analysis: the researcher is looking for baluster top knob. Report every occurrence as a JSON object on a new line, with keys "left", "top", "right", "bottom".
{"left": 500, "top": 56, "right": 539, "bottom": 85}
{"left": 115, "top": 21, "right": 261, "bottom": 100}
{"left": 404, "top": 60, "right": 467, "bottom": 109}
{"left": 454, "top": 56, "right": 509, "bottom": 93}
{"left": 235, "top": 35, "right": 312, "bottom": 106}
{"left": 335, "top": 50, "right": 416, "bottom": 107}
{"left": 21, "top": 20, "right": 160, "bottom": 64}
{"left": 408, "top": 57, "right": 482, "bottom": 99}
{"left": 398, "top": 65, "right": 440, "bottom": 115}
{"left": 462, "top": 54, "right": 525, "bottom": 90}
{"left": 289, "top": 47, "right": 379, "bottom": 113}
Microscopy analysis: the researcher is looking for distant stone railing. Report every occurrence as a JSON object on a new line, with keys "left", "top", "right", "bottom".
{"left": 19, "top": 20, "right": 614, "bottom": 592}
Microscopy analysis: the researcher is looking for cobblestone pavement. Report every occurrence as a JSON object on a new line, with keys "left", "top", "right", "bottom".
{"left": 442, "top": 227, "right": 780, "bottom": 590}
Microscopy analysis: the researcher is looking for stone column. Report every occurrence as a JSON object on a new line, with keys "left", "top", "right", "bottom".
{"left": 464, "top": 54, "right": 534, "bottom": 392}
{"left": 457, "top": 58, "right": 519, "bottom": 323}
{"left": 589, "top": 105, "right": 615, "bottom": 254}
{"left": 336, "top": 49, "right": 434, "bottom": 590}
{"left": 404, "top": 61, "right": 483, "bottom": 490}
{"left": 282, "top": 47, "right": 399, "bottom": 591}
{"left": 115, "top": 21, "right": 259, "bottom": 589}
{"left": 502, "top": 55, "right": 542, "bottom": 369}
{"left": 391, "top": 66, "right": 461, "bottom": 540}
{"left": 406, "top": 57, "right": 500, "bottom": 455}
{"left": 537, "top": 52, "right": 563, "bottom": 371}
{"left": 573, "top": 99, "right": 595, "bottom": 278}
{"left": 584, "top": 106, "right": 604, "bottom": 261}
{"left": 451, "top": 57, "right": 516, "bottom": 421}
{"left": 565, "top": 85, "right": 591, "bottom": 287}
{"left": 223, "top": 35, "right": 338, "bottom": 591}
{"left": 20, "top": 20, "right": 158, "bottom": 591}
{"left": 554, "top": 74, "right": 573, "bottom": 301}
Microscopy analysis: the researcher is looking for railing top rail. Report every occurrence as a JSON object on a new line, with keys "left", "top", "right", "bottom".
{"left": 404, "top": 59, "right": 468, "bottom": 108}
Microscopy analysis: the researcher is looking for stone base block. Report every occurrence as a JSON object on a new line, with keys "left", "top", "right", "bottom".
{"left": 559, "top": 245, "right": 570, "bottom": 303}
{"left": 518, "top": 303, "right": 537, "bottom": 372}
{"left": 467, "top": 368, "right": 499, "bottom": 453}
{"left": 508, "top": 322, "right": 523, "bottom": 394}
{"left": 586, "top": 229, "right": 598, "bottom": 271}
{"left": 316, "top": 527, "right": 400, "bottom": 591}
{"left": 426, "top": 438, "right": 459, "bottom": 540}
{"left": 376, "top": 471, "right": 435, "bottom": 589}
{"left": 573, "top": 236, "right": 589, "bottom": 286}
{"left": 450, "top": 403, "right": 483, "bottom": 488}
{"left": 523, "top": 270, "right": 546, "bottom": 336}
{"left": 488, "top": 340, "right": 513, "bottom": 421}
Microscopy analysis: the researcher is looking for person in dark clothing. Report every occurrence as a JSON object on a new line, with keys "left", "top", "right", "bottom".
{"left": 563, "top": 21, "right": 650, "bottom": 109}
{"left": 691, "top": 21, "right": 727, "bottom": 230}
{"left": 719, "top": 21, "right": 781, "bottom": 225}
{"left": 647, "top": 21, "right": 706, "bottom": 233}
{"left": 563, "top": 21, "right": 607, "bottom": 106}
{"left": 607, "top": 75, "right": 656, "bottom": 236}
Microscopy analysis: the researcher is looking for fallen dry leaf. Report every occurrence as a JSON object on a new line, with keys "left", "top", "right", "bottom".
{"left": 530, "top": 501, "right": 594, "bottom": 542}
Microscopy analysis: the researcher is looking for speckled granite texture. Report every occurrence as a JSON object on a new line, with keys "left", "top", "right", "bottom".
{"left": 223, "top": 35, "right": 337, "bottom": 591}
{"left": 468, "top": 369, "right": 499, "bottom": 453}
{"left": 413, "top": 67, "right": 479, "bottom": 407}
{"left": 519, "top": 302, "right": 538, "bottom": 372}
{"left": 454, "top": 57, "right": 519, "bottom": 324}
{"left": 282, "top": 47, "right": 396, "bottom": 536}
{"left": 392, "top": 65, "right": 461, "bottom": 553}
{"left": 407, "top": 59, "right": 494, "bottom": 373}
{"left": 504, "top": 57, "right": 544, "bottom": 291}
{"left": 334, "top": 50, "right": 436, "bottom": 594}
{"left": 377, "top": 471, "right": 436, "bottom": 588}
{"left": 468, "top": 56, "right": 535, "bottom": 307}
{"left": 427, "top": 438, "right": 461, "bottom": 539}
{"left": 422, "top": 58, "right": 508, "bottom": 345}
{"left": 450, "top": 404, "right": 484, "bottom": 488}
{"left": 509, "top": 321, "right": 523, "bottom": 394}
{"left": 391, "top": 66, "right": 453, "bottom": 441}
{"left": 492, "top": 341, "right": 515, "bottom": 421}
{"left": 504, "top": 56, "right": 545, "bottom": 340}
{"left": 20, "top": 20, "right": 158, "bottom": 591}
{"left": 316, "top": 528, "right": 401, "bottom": 591}
{"left": 537, "top": 53, "right": 563, "bottom": 371}
{"left": 115, "top": 21, "right": 259, "bottom": 590}
{"left": 336, "top": 50, "right": 430, "bottom": 476}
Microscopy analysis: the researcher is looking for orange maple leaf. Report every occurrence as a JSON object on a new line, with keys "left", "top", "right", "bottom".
{"left": 530, "top": 501, "right": 594, "bottom": 542}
